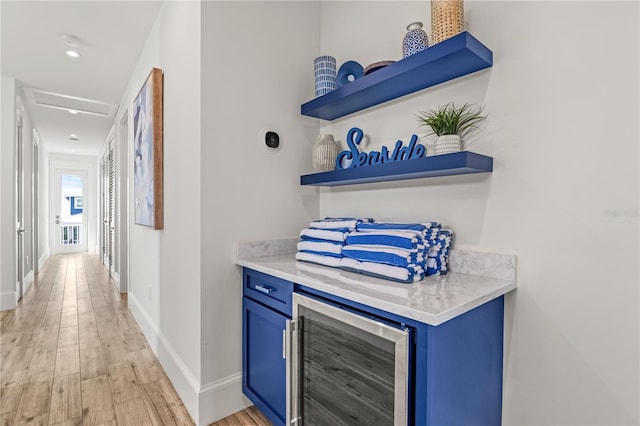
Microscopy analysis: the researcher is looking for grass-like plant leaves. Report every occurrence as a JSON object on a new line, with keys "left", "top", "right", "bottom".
{"left": 417, "top": 103, "right": 486, "bottom": 137}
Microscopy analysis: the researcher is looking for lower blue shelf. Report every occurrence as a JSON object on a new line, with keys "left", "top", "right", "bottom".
{"left": 300, "top": 151, "right": 493, "bottom": 186}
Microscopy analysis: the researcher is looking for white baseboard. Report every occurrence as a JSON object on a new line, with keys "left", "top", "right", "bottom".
{"left": 0, "top": 291, "right": 17, "bottom": 311}
{"left": 198, "top": 373, "right": 251, "bottom": 426}
{"left": 111, "top": 272, "right": 122, "bottom": 293}
{"left": 127, "top": 292, "right": 250, "bottom": 426}
{"left": 128, "top": 292, "right": 201, "bottom": 424}
{"left": 39, "top": 249, "right": 50, "bottom": 271}
{"left": 23, "top": 270, "right": 34, "bottom": 297}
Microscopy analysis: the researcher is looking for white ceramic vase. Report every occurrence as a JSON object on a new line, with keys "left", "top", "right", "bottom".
{"left": 312, "top": 134, "right": 339, "bottom": 172}
{"left": 433, "top": 134, "right": 462, "bottom": 155}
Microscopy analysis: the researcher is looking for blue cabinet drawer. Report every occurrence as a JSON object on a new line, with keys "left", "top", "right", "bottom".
{"left": 243, "top": 268, "right": 293, "bottom": 316}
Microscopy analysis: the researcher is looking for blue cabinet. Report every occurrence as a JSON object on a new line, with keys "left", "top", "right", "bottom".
{"left": 296, "top": 285, "right": 505, "bottom": 426}
{"left": 242, "top": 268, "right": 505, "bottom": 425}
{"left": 242, "top": 269, "right": 293, "bottom": 426}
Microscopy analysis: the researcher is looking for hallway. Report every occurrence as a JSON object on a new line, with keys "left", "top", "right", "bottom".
{"left": 0, "top": 253, "right": 192, "bottom": 425}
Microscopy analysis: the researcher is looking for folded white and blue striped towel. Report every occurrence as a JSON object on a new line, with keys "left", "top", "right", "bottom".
{"left": 346, "top": 230, "right": 424, "bottom": 250}
{"left": 295, "top": 251, "right": 342, "bottom": 268}
{"left": 300, "top": 228, "right": 348, "bottom": 243}
{"left": 310, "top": 217, "right": 373, "bottom": 230}
{"left": 340, "top": 258, "right": 424, "bottom": 283}
{"left": 297, "top": 240, "right": 343, "bottom": 255}
{"left": 343, "top": 245, "right": 423, "bottom": 268}
{"left": 356, "top": 222, "right": 427, "bottom": 232}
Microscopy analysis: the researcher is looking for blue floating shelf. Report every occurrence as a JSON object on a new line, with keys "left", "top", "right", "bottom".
{"left": 301, "top": 32, "right": 493, "bottom": 121}
{"left": 300, "top": 151, "right": 493, "bottom": 186}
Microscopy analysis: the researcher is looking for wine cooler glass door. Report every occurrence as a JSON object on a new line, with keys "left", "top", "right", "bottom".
{"left": 289, "top": 293, "right": 410, "bottom": 426}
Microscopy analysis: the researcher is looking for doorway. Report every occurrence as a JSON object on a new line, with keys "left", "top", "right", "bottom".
{"left": 16, "top": 116, "right": 25, "bottom": 299}
{"left": 101, "top": 139, "right": 115, "bottom": 276}
{"left": 54, "top": 170, "right": 88, "bottom": 254}
{"left": 32, "top": 131, "right": 39, "bottom": 273}
{"left": 118, "top": 113, "right": 129, "bottom": 292}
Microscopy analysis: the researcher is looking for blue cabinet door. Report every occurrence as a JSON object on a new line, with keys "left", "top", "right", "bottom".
{"left": 242, "top": 296, "right": 287, "bottom": 426}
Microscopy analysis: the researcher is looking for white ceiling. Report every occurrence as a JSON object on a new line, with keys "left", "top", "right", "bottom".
{"left": 1, "top": 1, "right": 163, "bottom": 157}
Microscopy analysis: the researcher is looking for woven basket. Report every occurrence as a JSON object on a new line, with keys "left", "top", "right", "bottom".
{"left": 431, "top": 0, "right": 464, "bottom": 44}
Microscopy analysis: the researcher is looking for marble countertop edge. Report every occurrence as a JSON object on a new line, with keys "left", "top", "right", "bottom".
{"left": 236, "top": 245, "right": 516, "bottom": 326}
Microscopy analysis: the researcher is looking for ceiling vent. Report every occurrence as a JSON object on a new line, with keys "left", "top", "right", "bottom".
{"left": 23, "top": 87, "right": 115, "bottom": 117}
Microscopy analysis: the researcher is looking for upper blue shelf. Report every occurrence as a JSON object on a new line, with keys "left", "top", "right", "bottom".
{"left": 300, "top": 151, "right": 493, "bottom": 186}
{"left": 301, "top": 32, "right": 493, "bottom": 121}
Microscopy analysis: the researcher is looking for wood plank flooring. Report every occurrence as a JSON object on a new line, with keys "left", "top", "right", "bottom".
{"left": 210, "top": 406, "right": 271, "bottom": 426}
{"left": 1, "top": 253, "right": 272, "bottom": 426}
{"left": 0, "top": 253, "right": 192, "bottom": 425}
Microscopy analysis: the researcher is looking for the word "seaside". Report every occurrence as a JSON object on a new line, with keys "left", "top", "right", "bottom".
{"left": 336, "top": 127, "right": 426, "bottom": 170}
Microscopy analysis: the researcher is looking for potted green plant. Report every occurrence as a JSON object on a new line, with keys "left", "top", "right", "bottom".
{"left": 416, "top": 102, "right": 487, "bottom": 155}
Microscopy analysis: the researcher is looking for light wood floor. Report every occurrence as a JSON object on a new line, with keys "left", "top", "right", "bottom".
{"left": 0, "top": 253, "right": 272, "bottom": 426}
{"left": 0, "top": 253, "right": 193, "bottom": 425}
{"left": 210, "top": 406, "right": 271, "bottom": 426}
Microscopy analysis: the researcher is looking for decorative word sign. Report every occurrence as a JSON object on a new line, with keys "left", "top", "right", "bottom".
{"left": 336, "top": 127, "right": 426, "bottom": 170}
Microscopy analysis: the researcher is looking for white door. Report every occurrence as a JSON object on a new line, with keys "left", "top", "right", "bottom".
{"left": 118, "top": 113, "right": 129, "bottom": 292}
{"left": 101, "top": 141, "right": 115, "bottom": 274}
{"left": 54, "top": 170, "right": 88, "bottom": 254}
{"left": 32, "top": 131, "right": 39, "bottom": 273}
{"left": 15, "top": 117, "right": 25, "bottom": 299}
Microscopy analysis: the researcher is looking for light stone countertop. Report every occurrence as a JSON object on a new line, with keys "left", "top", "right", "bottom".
{"left": 236, "top": 238, "right": 517, "bottom": 326}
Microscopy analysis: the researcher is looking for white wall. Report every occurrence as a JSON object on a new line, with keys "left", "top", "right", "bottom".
{"left": 200, "top": 1, "right": 320, "bottom": 422}
{"left": 319, "top": 1, "right": 639, "bottom": 425}
{"left": 0, "top": 75, "right": 16, "bottom": 309}
{"left": 36, "top": 132, "right": 50, "bottom": 270}
{"left": 120, "top": 1, "right": 203, "bottom": 423}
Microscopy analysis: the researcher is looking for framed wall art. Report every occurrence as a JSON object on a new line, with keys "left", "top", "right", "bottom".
{"left": 133, "top": 67, "right": 163, "bottom": 229}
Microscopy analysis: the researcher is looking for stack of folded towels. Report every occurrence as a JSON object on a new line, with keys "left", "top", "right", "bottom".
{"left": 426, "top": 229, "right": 453, "bottom": 275}
{"left": 295, "top": 218, "right": 372, "bottom": 268}
{"left": 295, "top": 218, "right": 454, "bottom": 283}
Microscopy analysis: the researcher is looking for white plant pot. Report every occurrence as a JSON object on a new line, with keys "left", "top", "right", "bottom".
{"left": 433, "top": 134, "right": 461, "bottom": 155}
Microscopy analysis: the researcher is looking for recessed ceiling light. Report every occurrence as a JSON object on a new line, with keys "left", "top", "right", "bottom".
{"left": 71, "top": 149, "right": 76, "bottom": 152}
{"left": 68, "top": 109, "right": 78, "bottom": 114}
{"left": 66, "top": 50, "right": 80, "bottom": 58}
{"left": 69, "top": 134, "right": 78, "bottom": 141}
{"left": 61, "top": 34, "right": 81, "bottom": 48}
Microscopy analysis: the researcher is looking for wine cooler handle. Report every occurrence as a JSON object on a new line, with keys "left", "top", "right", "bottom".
{"left": 285, "top": 319, "right": 300, "bottom": 425}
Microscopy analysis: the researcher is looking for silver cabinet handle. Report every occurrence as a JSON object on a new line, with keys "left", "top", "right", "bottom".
{"left": 255, "top": 284, "right": 275, "bottom": 294}
{"left": 282, "top": 329, "right": 286, "bottom": 359}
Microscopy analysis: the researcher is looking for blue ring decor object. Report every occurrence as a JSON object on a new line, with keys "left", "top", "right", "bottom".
{"left": 336, "top": 61, "right": 364, "bottom": 88}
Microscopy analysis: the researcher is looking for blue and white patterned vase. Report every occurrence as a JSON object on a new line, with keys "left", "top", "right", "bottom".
{"left": 402, "top": 22, "right": 429, "bottom": 58}
{"left": 314, "top": 56, "right": 337, "bottom": 97}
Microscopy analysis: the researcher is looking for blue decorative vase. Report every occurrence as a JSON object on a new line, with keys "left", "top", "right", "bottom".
{"left": 402, "top": 22, "right": 429, "bottom": 58}
{"left": 314, "top": 56, "right": 337, "bottom": 97}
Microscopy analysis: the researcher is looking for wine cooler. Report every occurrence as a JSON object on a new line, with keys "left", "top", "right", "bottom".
{"left": 286, "top": 293, "right": 414, "bottom": 426}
